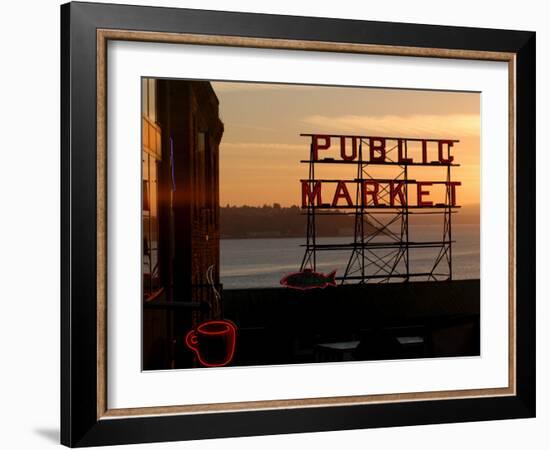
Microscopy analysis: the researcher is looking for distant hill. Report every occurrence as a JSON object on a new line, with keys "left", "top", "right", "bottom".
{"left": 220, "top": 204, "right": 378, "bottom": 239}
{"left": 219, "top": 204, "right": 479, "bottom": 239}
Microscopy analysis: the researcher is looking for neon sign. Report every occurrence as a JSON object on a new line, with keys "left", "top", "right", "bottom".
{"left": 280, "top": 269, "right": 337, "bottom": 290}
{"left": 185, "top": 320, "right": 237, "bottom": 367}
{"left": 300, "top": 134, "right": 462, "bottom": 209}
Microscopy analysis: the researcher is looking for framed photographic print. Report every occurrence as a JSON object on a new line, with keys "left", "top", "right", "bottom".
{"left": 61, "top": 1, "right": 536, "bottom": 447}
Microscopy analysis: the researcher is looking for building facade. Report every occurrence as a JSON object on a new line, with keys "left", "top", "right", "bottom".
{"left": 142, "top": 78, "right": 224, "bottom": 369}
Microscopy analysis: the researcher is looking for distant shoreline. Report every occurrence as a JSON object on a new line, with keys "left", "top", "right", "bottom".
{"left": 220, "top": 205, "right": 479, "bottom": 240}
{"left": 220, "top": 222, "right": 480, "bottom": 240}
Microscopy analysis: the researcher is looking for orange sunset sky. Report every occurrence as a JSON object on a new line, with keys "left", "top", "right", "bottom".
{"left": 212, "top": 82, "right": 480, "bottom": 209}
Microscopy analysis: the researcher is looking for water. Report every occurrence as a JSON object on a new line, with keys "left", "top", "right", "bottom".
{"left": 221, "top": 224, "right": 479, "bottom": 289}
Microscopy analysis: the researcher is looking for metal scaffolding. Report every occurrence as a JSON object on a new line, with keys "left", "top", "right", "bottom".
{"left": 299, "top": 134, "right": 460, "bottom": 284}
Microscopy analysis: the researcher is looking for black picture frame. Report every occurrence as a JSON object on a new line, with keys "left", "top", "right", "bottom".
{"left": 61, "top": 1, "right": 535, "bottom": 447}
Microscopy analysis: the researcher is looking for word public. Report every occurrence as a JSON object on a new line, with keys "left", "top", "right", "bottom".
{"left": 308, "top": 134, "right": 458, "bottom": 164}
{"left": 300, "top": 134, "right": 461, "bottom": 209}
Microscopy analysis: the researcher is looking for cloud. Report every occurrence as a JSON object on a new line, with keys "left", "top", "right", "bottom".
{"left": 212, "top": 82, "right": 316, "bottom": 94}
{"left": 302, "top": 113, "right": 480, "bottom": 139}
{"left": 220, "top": 142, "right": 304, "bottom": 152}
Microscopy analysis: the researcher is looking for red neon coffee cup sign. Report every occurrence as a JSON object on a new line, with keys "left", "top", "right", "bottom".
{"left": 185, "top": 320, "right": 237, "bottom": 367}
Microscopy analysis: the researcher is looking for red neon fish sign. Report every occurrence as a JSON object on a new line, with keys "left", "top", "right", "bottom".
{"left": 280, "top": 269, "right": 337, "bottom": 290}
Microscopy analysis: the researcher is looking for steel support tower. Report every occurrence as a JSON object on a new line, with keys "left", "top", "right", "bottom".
{"left": 300, "top": 134, "right": 459, "bottom": 284}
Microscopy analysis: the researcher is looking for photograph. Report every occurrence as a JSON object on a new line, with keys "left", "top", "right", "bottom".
{"left": 141, "top": 78, "right": 481, "bottom": 370}
{"left": 54, "top": 1, "right": 536, "bottom": 446}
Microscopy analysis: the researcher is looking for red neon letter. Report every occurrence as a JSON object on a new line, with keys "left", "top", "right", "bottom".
{"left": 340, "top": 137, "right": 358, "bottom": 161}
{"left": 301, "top": 181, "right": 323, "bottom": 207}
{"left": 421, "top": 140, "right": 428, "bottom": 164}
{"left": 332, "top": 181, "right": 353, "bottom": 207}
{"left": 438, "top": 140, "right": 455, "bottom": 164}
{"left": 362, "top": 181, "right": 380, "bottom": 206}
{"left": 390, "top": 181, "right": 406, "bottom": 206}
{"left": 369, "top": 137, "right": 386, "bottom": 163}
{"left": 397, "top": 139, "right": 413, "bottom": 164}
{"left": 417, "top": 182, "right": 433, "bottom": 207}
{"left": 446, "top": 181, "right": 462, "bottom": 206}
{"left": 312, "top": 135, "right": 331, "bottom": 161}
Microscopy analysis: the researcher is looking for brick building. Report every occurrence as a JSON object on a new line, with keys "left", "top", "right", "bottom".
{"left": 142, "top": 79, "right": 224, "bottom": 369}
